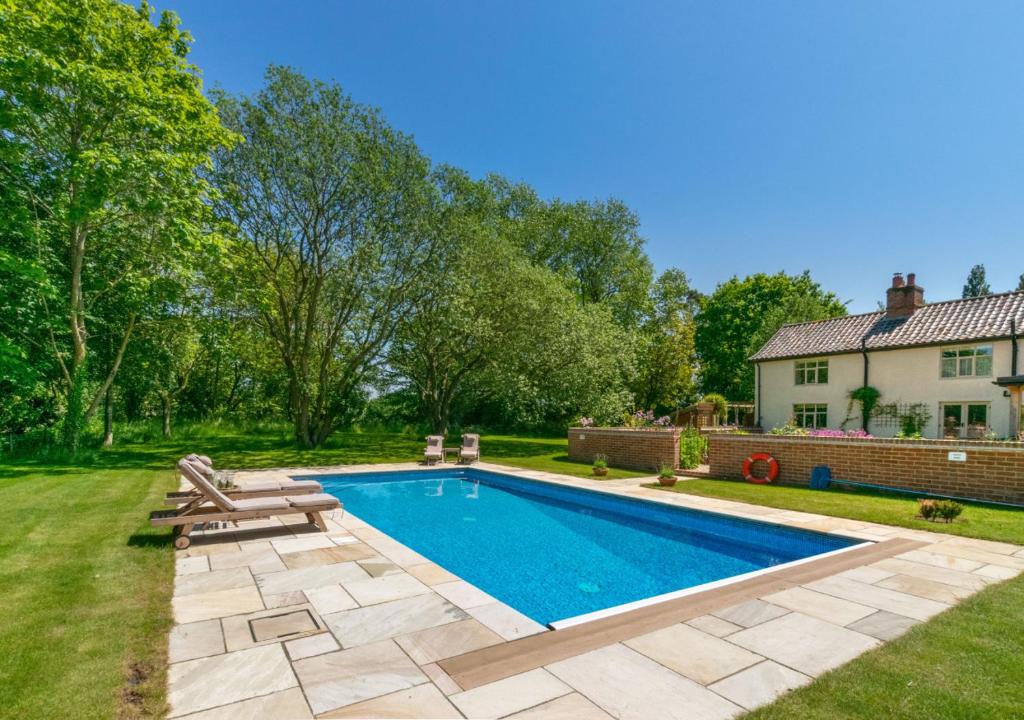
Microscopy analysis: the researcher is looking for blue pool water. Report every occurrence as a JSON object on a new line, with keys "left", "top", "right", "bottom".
{"left": 307, "top": 468, "right": 860, "bottom": 625}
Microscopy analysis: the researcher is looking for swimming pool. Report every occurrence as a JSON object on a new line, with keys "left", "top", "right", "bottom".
{"left": 306, "top": 467, "right": 864, "bottom": 626}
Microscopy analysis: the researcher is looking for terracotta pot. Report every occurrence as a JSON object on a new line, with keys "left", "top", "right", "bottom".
{"left": 592, "top": 466, "right": 609, "bottom": 477}
{"left": 658, "top": 475, "right": 677, "bottom": 486}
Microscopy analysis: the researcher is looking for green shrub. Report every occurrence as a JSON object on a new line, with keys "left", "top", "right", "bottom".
{"left": 658, "top": 464, "right": 676, "bottom": 480}
{"left": 770, "top": 420, "right": 808, "bottom": 436}
{"left": 592, "top": 453, "right": 608, "bottom": 469}
{"left": 919, "top": 498, "right": 964, "bottom": 523}
{"left": 678, "top": 428, "right": 706, "bottom": 469}
{"left": 702, "top": 393, "right": 728, "bottom": 423}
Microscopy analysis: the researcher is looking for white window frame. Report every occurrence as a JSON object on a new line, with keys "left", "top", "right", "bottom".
{"left": 940, "top": 344, "right": 993, "bottom": 379}
{"left": 939, "top": 401, "right": 991, "bottom": 439}
{"left": 793, "top": 403, "right": 828, "bottom": 429}
{"left": 795, "top": 359, "right": 829, "bottom": 386}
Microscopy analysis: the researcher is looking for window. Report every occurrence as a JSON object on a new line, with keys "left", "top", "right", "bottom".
{"left": 941, "top": 402, "right": 989, "bottom": 438}
{"left": 795, "top": 359, "right": 829, "bottom": 385}
{"left": 793, "top": 403, "right": 828, "bottom": 429}
{"left": 941, "top": 345, "right": 993, "bottom": 378}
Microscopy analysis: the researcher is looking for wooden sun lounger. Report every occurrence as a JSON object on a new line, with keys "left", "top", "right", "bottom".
{"left": 151, "top": 460, "right": 342, "bottom": 549}
{"left": 165, "top": 455, "right": 324, "bottom": 505}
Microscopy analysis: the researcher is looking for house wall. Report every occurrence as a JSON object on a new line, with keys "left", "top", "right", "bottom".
{"left": 707, "top": 432, "right": 1024, "bottom": 505}
{"left": 756, "top": 339, "right": 1014, "bottom": 439}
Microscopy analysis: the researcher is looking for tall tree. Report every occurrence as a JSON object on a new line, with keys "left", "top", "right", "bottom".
{"left": 211, "top": 67, "right": 440, "bottom": 447}
{"left": 1017, "top": 273, "right": 1024, "bottom": 292}
{"left": 695, "top": 271, "right": 847, "bottom": 401}
{"left": 962, "top": 264, "right": 991, "bottom": 298}
{"left": 0, "top": 0, "right": 234, "bottom": 450}
{"left": 630, "top": 269, "right": 702, "bottom": 412}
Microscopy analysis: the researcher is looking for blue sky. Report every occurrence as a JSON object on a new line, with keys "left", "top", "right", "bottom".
{"left": 158, "top": 1, "right": 1024, "bottom": 313}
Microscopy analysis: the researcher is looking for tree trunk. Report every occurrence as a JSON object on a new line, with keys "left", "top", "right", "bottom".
{"left": 102, "top": 386, "right": 114, "bottom": 447}
{"left": 161, "top": 392, "right": 173, "bottom": 438}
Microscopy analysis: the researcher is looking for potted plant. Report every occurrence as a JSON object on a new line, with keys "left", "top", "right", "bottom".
{"left": 592, "top": 454, "right": 609, "bottom": 477}
{"left": 657, "top": 464, "right": 677, "bottom": 486}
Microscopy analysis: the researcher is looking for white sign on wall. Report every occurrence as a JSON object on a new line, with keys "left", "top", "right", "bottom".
{"left": 948, "top": 451, "right": 967, "bottom": 462}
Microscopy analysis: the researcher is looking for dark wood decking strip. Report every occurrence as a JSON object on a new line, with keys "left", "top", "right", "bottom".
{"left": 439, "top": 537, "right": 927, "bottom": 690}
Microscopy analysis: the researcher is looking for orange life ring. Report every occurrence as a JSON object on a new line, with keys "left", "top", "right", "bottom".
{"left": 742, "top": 453, "right": 779, "bottom": 484}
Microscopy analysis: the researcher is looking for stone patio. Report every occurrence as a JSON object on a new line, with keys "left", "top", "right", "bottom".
{"left": 167, "top": 462, "right": 1024, "bottom": 718}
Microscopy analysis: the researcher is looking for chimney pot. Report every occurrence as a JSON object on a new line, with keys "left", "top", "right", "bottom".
{"left": 885, "top": 273, "right": 924, "bottom": 318}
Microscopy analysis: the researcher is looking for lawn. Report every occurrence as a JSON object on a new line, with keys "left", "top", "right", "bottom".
{"left": 0, "top": 424, "right": 638, "bottom": 718}
{"left": 655, "top": 477, "right": 1024, "bottom": 545}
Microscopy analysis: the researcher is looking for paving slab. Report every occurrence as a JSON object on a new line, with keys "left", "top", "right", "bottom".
{"left": 174, "top": 567, "right": 254, "bottom": 597}
{"left": 317, "top": 683, "right": 461, "bottom": 719}
{"left": 172, "top": 687, "right": 311, "bottom": 719}
{"left": 711, "top": 599, "right": 789, "bottom": 628}
{"left": 546, "top": 643, "right": 741, "bottom": 720}
{"left": 761, "top": 586, "right": 876, "bottom": 626}
{"left": 449, "top": 668, "right": 571, "bottom": 719}
{"left": 846, "top": 610, "right": 921, "bottom": 641}
{"left": 624, "top": 623, "right": 762, "bottom": 685}
{"left": 304, "top": 585, "right": 359, "bottom": 615}
{"left": 872, "top": 558, "right": 990, "bottom": 591}
{"left": 728, "top": 612, "right": 879, "bottom": 677}
{"left": 358, "top": 558, "right": 403, "bottom": 578}
{"left": 835, "top": 565, "right": 896, "bottom": 584}
{"left": 896, "top": 549, "right": 984, "bottom": 573}
{"left": 168, "top": 644, "right": 297, "bottom": 717}
{"left": 708, "top": 660, "right": 811, "bottom": 711}
{"left": 432, "top": 580, "right": 498, "bottom": 610}
{"left": 507, "top": 692, "right": 613, "bottom": 720}
{"left": 467, "top": 602, "right": 548, "bottom": 641}
{"left": 285, "top": 632, "right": 341, "bottom": 661}
{"left": 282, "top": 544, "right": 378, "bottom": 570}
{"left": 395, "top": 618, "right": 503, "bottom": 665}
{"left": 168, "top": 619, "right": 225, "bottom": 664}
{"left": 342, "top": 572, "right": 432, "bottom": 606}
{"left": 686, "top": 614, "right": 744, "bottom": 638}
{"left": 221, "top": 604, "right": 326, "bottom": 651}
{"left": 176, "top": 555, "right": 210, "bottom": 575}
{"left": 173, "top": 586, "right": 265, "bottom": 625}
{"left": 975, "top": 564, "right": 1018, "bottom": 581}
{"left": 292, "top": 640, "right": 427, "bottom": 715}
{"left": 208, "top": 542, "right": 287, "bottom": 574}
{"left": 806, "top": 575, "right": 950, "bottom": 621}
{"left": 324, "top": 593, "right": 468, "bottom": 648}
{"left": 406, "top": 562, "right": 460, "bottom": 586}
{"left": 255, "top": 562, "right": 369, "bottom": 596}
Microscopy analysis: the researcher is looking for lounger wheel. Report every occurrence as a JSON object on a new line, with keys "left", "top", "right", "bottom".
{"left": 174, "top": 534, "right": 191, "bottom": 549}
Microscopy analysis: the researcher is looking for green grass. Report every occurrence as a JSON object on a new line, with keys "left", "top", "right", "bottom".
{"left": 0, "top": 424, "right": 639, "bottom": 718}
{"left": 743, "top": 573, "right": 1024, "bottom": 720}
{"left": 654, "top": 477, "right": 1024, "bottom": 545}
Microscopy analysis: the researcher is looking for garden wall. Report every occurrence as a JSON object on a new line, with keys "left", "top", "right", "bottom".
{"left": 568, "top": 427, "right": 680, "bottom": 471}
{"left": 706, "top": 433, "right": 1024, "bottom": 505}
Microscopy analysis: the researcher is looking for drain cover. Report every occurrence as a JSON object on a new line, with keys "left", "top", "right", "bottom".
{"left": 249, "top": 609, "right": 320, "bottom": 642}
{"left": 578, "top": 581, "right": 601, "bottom": 594}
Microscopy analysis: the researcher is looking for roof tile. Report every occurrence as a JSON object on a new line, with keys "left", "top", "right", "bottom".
{"left": 751, "top": 291, "right": 1024, "bottom": 361}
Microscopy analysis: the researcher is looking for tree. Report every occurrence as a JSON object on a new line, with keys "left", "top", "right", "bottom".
{"left": 630, "top": 269, "right": 702, "bottom": 412}
{"left": 211, "top": 67, "right": 441, "bottom": 447}
{"left": 0, "top": 0, "right": 235, "bottom": 450}
{"left": 695, "top": 272, "right": 847, "bottom": 401}
{"left": 962, "top": 264, "right": 991, "bottom": 298}
{"left": 517, "top": 197, "right": 653, "bottom": 326}
{"left": 1017, "top": 273, "right": 1024, "bottom": 292}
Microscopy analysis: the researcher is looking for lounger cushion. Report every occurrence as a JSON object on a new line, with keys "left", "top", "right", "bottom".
{"left": 285, "top": 480, "right": 323, "bottom": 490}
{"left": 237, "top": 480, "right": 281, "bottom": 492}
{"left": 232, "top": 497, "right": 291, "bottom": 511}
{"left": 286, "top": 493, "right": 340, "bottom": 508}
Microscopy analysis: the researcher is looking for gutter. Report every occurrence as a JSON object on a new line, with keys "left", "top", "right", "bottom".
{"left": 1013, "top": 319, "right": 1019, "bottom": 375}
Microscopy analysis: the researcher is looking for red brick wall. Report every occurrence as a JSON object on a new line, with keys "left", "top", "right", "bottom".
{"left": 707, "top": 434, "right": 1024, "bottom": 505}
{"left": 568, "top": 428, "right": 680, "bottom": 471}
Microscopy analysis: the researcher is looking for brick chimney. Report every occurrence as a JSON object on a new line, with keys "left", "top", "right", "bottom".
{"left": 886, "top": 272, "right": 924, "bottom": 318}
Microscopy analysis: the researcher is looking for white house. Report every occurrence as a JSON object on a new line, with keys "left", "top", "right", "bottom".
{"left": 751, "top": 273, "right": 1024, "bottom": 439}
